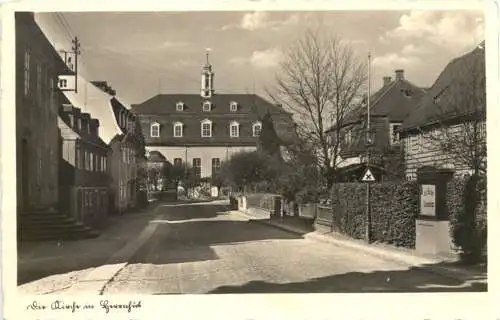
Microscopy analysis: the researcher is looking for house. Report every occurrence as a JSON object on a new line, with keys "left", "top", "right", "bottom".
{"left": 15, "top": 12, "right": 69, "bottom": 213}
{"left": 58, "top": 101, "right": 111, "bottom": 228}
{"left": 400, "top": 42, "right": 486, "bottom": 180}
{"left": 145, "top": 150, "right": 172, "bottom": 192}
{"left": 131, "top": 52, "right": 297, "bottom": 180}
{"left": 61, "top": 77, "right": 146, "bottom": 214}
{"left": 325, "top": 69, "right": 427, "bottom": 181}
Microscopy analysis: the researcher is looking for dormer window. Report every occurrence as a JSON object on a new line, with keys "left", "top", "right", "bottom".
{"left": 230, "top": 101, "right": 238, "bottom": 112}
{"left": 230, "top": 121, "right": 240, "bottom": 137}
{"left": 176, "top": 102, "right": 184, "bottom": 111}
{"left": 173, "top": 122, "right": 183, "bottom": 137}
{"left": 390, "top": 123, "right": 402, "bottom": 145}
{"left": 201, "top": 119, "right": 212, "bottom": 137}
{"left": 150, "top": 122, "right": 160, "bottom": 138}
{"left": 203, "top": 101, "right": 212, "bottom": 112}
{"left": 252, "top": 121, "right": 262, "bottom": 137}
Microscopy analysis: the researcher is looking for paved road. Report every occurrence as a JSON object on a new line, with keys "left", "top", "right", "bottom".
{"left": 103, "top": 203, "right": 486, "bottom": 294}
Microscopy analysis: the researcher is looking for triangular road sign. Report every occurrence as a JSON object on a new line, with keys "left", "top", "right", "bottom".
{"left": 361, "top": 168, "right": 376, "bottom": 182}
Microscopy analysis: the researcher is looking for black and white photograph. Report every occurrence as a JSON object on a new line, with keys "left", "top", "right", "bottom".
{"left": 1, "top": 1, "right": 496, "bottom": 319}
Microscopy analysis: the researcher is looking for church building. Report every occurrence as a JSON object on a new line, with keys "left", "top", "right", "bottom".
{"left": 132, "top": 51, "right": 297, "bottom": 179}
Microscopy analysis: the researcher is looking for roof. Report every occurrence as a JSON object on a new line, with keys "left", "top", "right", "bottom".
{"left": 63, "top": 75, "right": 124, "bottom": 145}
{"left": 402, "top": 43, "right": 486, "bottom": 131}
{"left": 147, "top": 151, "right": 167, "bottom": 162}
{"left": 132, "top": 93, "right": 291, "bottom": 117}
{"left": 327, "top": 77, "right": 426, "bottom": 133}
{"left": 57, "top": 114, "right": 109, "bottom": 148}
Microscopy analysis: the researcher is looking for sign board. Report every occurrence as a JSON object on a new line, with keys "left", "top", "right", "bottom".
{"left": 361, "top": 168, "right": 376, "bottom": 182}
{"left": 63, "top": 51, "right": 77, "bottom": 73}
{"left": 57, "top": 75, "right": 76, "bottom": 91}
{"left": 420, "top": 184, "right": 436, "bottom": 216}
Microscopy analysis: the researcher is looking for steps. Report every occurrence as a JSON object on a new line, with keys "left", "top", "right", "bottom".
{"left": 18, "top": 208, "right": 100, "bottom": 242}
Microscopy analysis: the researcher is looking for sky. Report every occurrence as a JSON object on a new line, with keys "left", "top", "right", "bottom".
{"left": 34, "top": 10, "right": 484, "bottom": 106}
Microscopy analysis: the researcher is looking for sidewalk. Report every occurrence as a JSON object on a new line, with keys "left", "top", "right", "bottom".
{"left": 17, "top": 202, "right": 163, "bottom": 293}
{"left": 233, "top": 210, "right": 487, "bottom": 283}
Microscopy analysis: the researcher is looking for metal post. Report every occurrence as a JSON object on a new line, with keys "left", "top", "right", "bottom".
{"left": 365, "top": 52, "right": 372, "bottom": 243}
{"left": 71, "top": 37, "right": 81, "bottom": 93}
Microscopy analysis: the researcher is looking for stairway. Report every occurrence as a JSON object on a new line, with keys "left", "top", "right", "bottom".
{"left": 18, "top": 208, "right": 100, "bottom": 242}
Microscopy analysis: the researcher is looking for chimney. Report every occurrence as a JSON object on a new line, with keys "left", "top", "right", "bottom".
{"left": 89, "top": 118, "right": 100, "bottom": 137}
{"left": 81, "top": 113, "right": 91, "bottom": 134}
{"left": 73, "top": 108, "right": 82, "bottom": 130}
{"left": 383, "top": 76, "right": 392, "bottom": 86}
{"left": 395, "top": 69, "right": 405, "bottom": 81}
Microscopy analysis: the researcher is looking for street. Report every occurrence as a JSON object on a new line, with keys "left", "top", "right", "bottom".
{"left": 98, "top": 202, "right": 485, "bottom": 294}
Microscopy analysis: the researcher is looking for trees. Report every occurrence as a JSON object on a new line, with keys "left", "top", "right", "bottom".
{"left": 269, "top": 28, "right": 366, "bottom": 187}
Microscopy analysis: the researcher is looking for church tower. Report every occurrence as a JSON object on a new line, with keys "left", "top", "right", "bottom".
{"left": 201, "top": 49, "right": 214, "bottom": 98}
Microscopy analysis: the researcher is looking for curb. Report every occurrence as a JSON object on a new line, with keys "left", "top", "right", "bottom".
{"left": 236, "top": 210, "right": 486, "bottom": 283}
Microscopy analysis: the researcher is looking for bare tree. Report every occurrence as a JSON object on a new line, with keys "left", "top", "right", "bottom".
{"left": 267, "top": 28, "right": 366, "bottom": 187}
{"left": 422, "top": 43, "right": 486, "bottom": 177}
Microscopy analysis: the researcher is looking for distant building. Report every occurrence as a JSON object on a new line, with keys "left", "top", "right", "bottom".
{"left": 400, "top": 42, "right": 486, "bottom": 179}
{"left": 15, "top": 12, "right": 69, "bottom": 212}
{"left": 325, "top": 69, "right": 426, "bottom": 181}
{"left": 145, "top": 151, "right": 172, "bottom": 191}
{"left": 58, "top": 102, "right": 111, "bottom": 227}
{"left": 132, "top": 52, "right": 296, "bottom": 179}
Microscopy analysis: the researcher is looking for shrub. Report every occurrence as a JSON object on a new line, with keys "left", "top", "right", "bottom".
{"left": 370, "top": 181, "right": 419, "bottom": 248}
{"left": 448, "top": 175, "right": 486, "bottom": 263}
{"left": 328, "top": 181, "right": 419, "bottom": 247}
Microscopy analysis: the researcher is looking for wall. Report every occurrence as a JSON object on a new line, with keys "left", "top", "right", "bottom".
{"left": 146, "top": 145, "right": 257, "bottom": 178}
{"left": 16, "top": 13, "right": 62, "bottom": 211}
{"left": 403, "top": 121, "right": 486, "bottom": 179}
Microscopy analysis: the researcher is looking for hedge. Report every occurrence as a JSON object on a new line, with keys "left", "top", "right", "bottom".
{"left": 447, "top": 175, "right": 487, "bottom": 263}
{"left": 328, "top": 181, "right": 419, "bottom": 248}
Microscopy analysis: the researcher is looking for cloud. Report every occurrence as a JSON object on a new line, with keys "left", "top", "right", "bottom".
{"left": 373, "top": 53, "right": 423, "bottom": 69}
{"left": 385, "top": 11, "right": 484, "bottom": 51}
{"left": 221, "top": 12, "right": 301, "bottom": 31}
{"left": 401, "top": 43, "right": 431, "bottom": 55}
{"left": 160, "top": 41, "right": 192, "bottom": 49}
{"left": 229, "top": 48, "right": 282, "bottom": 68}
{"left": 241, "top": 11, "right": 269, "bottom": 30}
{"left": 250, "top": 48, "right": 282, "bottom": 68}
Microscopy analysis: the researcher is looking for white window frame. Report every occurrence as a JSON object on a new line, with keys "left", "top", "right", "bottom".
{"left": 230, "top": 121, "right": 240, "bottom": 138}
{"left": 173, "top": 122, "right": 183, "bottom": 137}
{"left": 150, "top": 122, "right": 160, "bottom": 138}
{"left": 390, "top": 123, "right": 403, "bottom": 146}
{"left": 203, "top": 101, "right": 212, "bottom": 112}
{"left": 201, "top": 119, "right": 212, "bottom": 137}
{"left": 230, "top": 101, "right": 238, "bottom": 112}
{"left": 252, "top": 121, "right": 262, "bottom": 137}
{"left": 176, "top": 102, "right": 184, "bottom": 111}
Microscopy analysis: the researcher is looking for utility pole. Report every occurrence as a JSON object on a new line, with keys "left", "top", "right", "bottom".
{"left": 71, "top": 37, "right": 81, "bottom": 93}
{"left": 365, "top": 52, "right": 372, "bottom": 243}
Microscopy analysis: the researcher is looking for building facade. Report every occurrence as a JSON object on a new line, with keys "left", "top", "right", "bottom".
{"left": 58, "top": 102, "right": 111, "bottom": 227}
{"left": 400, "top": 42, "right": 486, "bottom": 180}
{"left": 326, "top": 69, "right": 426, "bottom": 181}
{"left": 15, "top": 12, "right": 70, "bottom": 212}
{"left": 132, "top": 54, "right": 297, "bottom": 179}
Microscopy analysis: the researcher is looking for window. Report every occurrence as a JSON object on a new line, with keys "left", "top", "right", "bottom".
{"left": 252, "top": 121, "right": 262, "bottom": 137}
{"left": 230, "top": 101, "right": 238, "bottom": 112}
{"left": 24, "top": 48, "right": 30, "bottom": 97}
{"left": 176, "top": 102, "right": 184, "bottom": 111}
{"left": 150, "top": 122, "right": 160, "bottom": 137}
{"left": 211, "top": 158, "right": 221, "bottom": 177}
{"left": 174, "top": 158, "right": 183, "bottom": 167}
{"left": 36, "top": 63, "right": 42, "bottom": 104}
{"left": 90, "top": 152, "right": 94, "bottom": 171}
{"left": 173, "top": 122, "right": 183, "bottom": 137}
{"left": 193, "top": 158, "right": 201, "bottom": 178}
{"left": 230, "top": 121, "right": 240, "bottom": 137}
{"left": 390, "top": 123, "right": 402, "bottom": 145}
{"left": 75, "top": 143, "right": 81, "bottom": 168}
{"left": 201, "top": 119, "right": 212, "bottom": 137}
{"left": 48, "top": 76, "right": 54, "bottom": 110}
{"left": 344, "top": 129, "right": 352, "bottom": 145}
{"left": 203, "top": 101, "right": 212, "bottom": 112}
